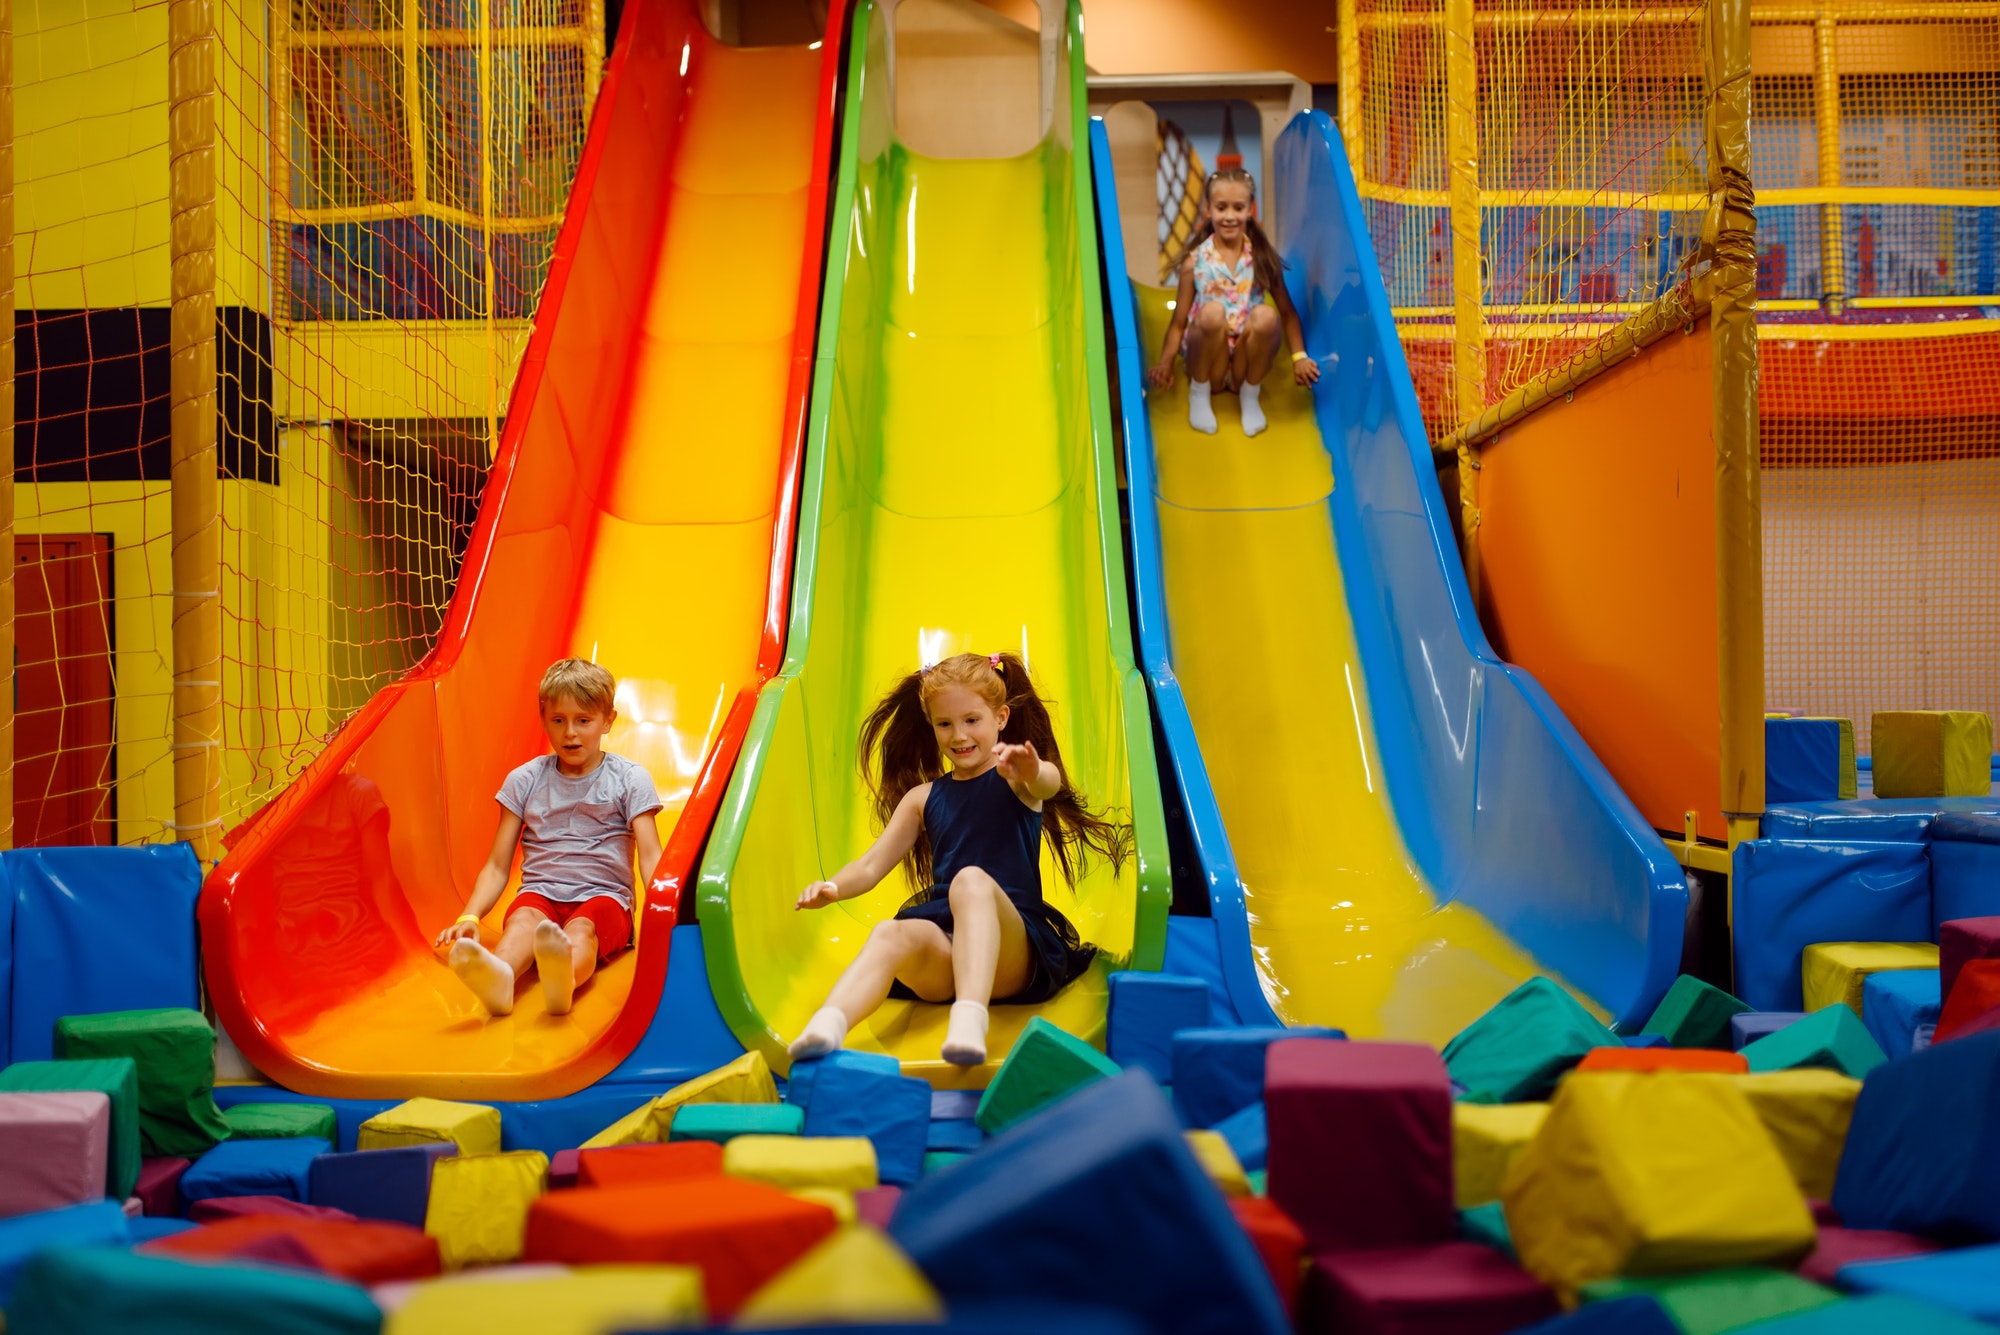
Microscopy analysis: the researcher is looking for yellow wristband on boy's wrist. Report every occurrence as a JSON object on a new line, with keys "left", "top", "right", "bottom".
{"left": 455, "top": 914, "right": 481, "bottom": 925}
{"left": 1291, "top": 351, "right": 1310, "bottom": 362}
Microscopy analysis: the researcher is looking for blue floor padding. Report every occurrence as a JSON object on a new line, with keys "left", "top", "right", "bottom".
{"left": 0, "top": 1202, "right": 128, "bottom": 1307}
{"left": 1932, "top": 817, "right": 2000, "bottom": 931}
{"left": 1761, "top": 797, "right": 2000, "bottom": 843}
{"left": 1832, "top": 1029, "right": 2000, "bottom": 1238}
{"left": 1161, "top": 917, "right": 1243, "bottom": 1029}
{"left": 1838, "top": 1244, "right": 2000, "bottom": 1323}
{"left": 1732, "top": 839, "right": 1932, "bottom": 1010}
{"left": 180, "top": 1136, "right": 331, "bottom": 1205}
{"left": 599, "top": 925, "right": 747, "bottom": 1085}
{"left": 1864, "top": 969, "right": 1942, "bottom": 1060}
{"left": 8, "top": 845, "right": 201, "bottom": 1064}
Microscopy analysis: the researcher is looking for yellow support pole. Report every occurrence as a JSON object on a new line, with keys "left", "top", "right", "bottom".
{"left": 1812, "top": 9, "right": 1845, "bottom": 313}
{"left": 1444, "top": 0, "right": 1485, "bottom": 601}
{"left": 0, "top": 0, "right": 13, "bottom": 850}
{"left": 1338, "top": 0, "right": 1362, "bottom": 185}
{"left": 170, "top": 0, "right": 222, "bottom": 859}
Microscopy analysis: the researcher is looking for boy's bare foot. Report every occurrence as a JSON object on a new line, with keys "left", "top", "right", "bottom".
{"left": 449, "top": 938, "right": 516, "bottom": 1016}
{"left": 535, "top": 920, "right": 576, "bottom": 1015}
{"left": 942, "top": 1000, "right": 988, "bottom": 1067}
{"left": 789, "top": 1006, "right": 849, "bottom": 1061}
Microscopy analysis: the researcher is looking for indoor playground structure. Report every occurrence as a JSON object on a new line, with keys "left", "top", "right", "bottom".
{"left": 0, "top": 0, "right": 1992, "bottom": 1328}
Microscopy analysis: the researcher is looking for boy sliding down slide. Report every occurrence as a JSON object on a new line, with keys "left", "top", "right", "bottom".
{"left": 435, "top": 659, "right": 664, "bottom": 1017}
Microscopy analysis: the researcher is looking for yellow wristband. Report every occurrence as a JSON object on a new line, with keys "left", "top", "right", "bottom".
{"left": 455, "top": 914, "right": 481, "bottom": 925}
{"left": 1291, "top": 351, "right": 1310, "bottom": 362}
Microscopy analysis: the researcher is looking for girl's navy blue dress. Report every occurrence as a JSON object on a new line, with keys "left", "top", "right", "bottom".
{"left": 887, "top": 765, "right": 1096, "bottom": 1004}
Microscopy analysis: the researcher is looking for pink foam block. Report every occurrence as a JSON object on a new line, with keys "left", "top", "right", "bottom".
{"left": 1302, "top": 1242, "right": 1561, "bottom": 1335}
{"left": 855, "top": 1185, "right": 901, "bottom": 1229}
{"left": 135, "top": 1158, "right": 191, "bottom": 1218}
{"left": 547, "top": 1148, "right": 581, "bottom": 1191}
{"left": 1798, "top": 1226, "right": 1939, "bottom": 1286}
{"left": 0, "top": 1091, "right": 112, "bottom": 1219}
{"left": 188, "top": 1195, "right": 357, "bottom": 1224}
{"left": 1266, "top": 1039, "right": 1453, "bottom": 1252}
{"left": 1940, "top": 917, "right": 2000, "bottom": 1000}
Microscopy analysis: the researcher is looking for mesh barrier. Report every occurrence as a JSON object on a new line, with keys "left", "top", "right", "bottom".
{"left": 12, "top": 0, "right": 601, "bottom": 846}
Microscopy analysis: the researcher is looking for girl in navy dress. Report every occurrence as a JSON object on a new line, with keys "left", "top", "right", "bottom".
{"left": 788, "top": 651, "right": 1130, "bottom": 1067}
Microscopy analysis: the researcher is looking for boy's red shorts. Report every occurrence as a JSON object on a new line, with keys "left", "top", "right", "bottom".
{"left": 506, "top": 892, "right": 632, "bottom": 959}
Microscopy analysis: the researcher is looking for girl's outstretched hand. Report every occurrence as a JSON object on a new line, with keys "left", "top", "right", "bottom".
{"left": 1293, "top": 354, "right": 1321, "bottom": 387}
{"left": 994, "top": 740, "right": 1042, "bottom": 786}
{"left": 1146, "top": 359, "right": 1175, "bottom": 389}
{"left": 796, "top": 880, "right": 841, "bottom": 911}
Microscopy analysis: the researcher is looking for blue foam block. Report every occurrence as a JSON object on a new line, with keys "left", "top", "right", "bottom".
{"left": 1733, "top": 1012, "right": 1808, "bottom": 1050}
{"left": 1832, "top": 1029, "right": 2000, "bottom": 1237}
{"left": 927, "top": 1119, "right": 985, "bottom": 1153}
{"left": 1212, "top": 1101, "right": 1267, "bottom": 1172}
{"left": 1696, "top": 1294, "right": 1989, "bottom": 1333}
{"left": 7, "top": 845, "right": 201, "bottom": 1064}
{"left": 1162, "top": 917, "right": 1243, "bottom": 1028}
{"left": 179, "top": 1136, "right": 331, "bottom": 1207}
{"left": 307, "top": 1142, "right": 455, "bottom": 1226}
{"left": 124, "top": 1217, "right": 196, "bottom": 1243}
{"left": 1767, "top": 718, "right": 1846, "bottom": 804}
{"left": 1864, "top": 969, "right": 1942, "bottom": 1060}
{"left": 890, "top": 1071, "right": 1288, "bottom": 1335}
{"left": 802, "top": 1061, "right": 932, "bottom": 1187}
{"left": 1514, "top": 1294, "right": 1679, "bottom": 1335}
{"left": 1932, "top": 819, "right": 2000, "bottom": 933}
{"left": 1838, "top": 1243, "right": 2000, "bottom": 1322}
{"left": 931, "top": 1089, "right": 981, "bottom": 1121}
{"left": 1172, "top": 1027, "right": 1343, "bottom": 1129}
{"left": 1731, "top": 839, "right": 1931, "bottom": 1010}
{"left": 0, "top": 1203, "right": 128, "bottom": 1308}
{"left": 785, "top": 1049, "right": 900, "bottom": 1110}
{"left": 1107, "top": 972, "right": 1212, "bottom": 1083}
{"left": 1623, "top": 1033, "right": 1672, "bottom": 1049}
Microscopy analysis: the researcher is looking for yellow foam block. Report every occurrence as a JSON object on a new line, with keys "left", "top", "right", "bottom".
{"left": 1726, "top": 1069, "right": 1862, "bottom": 1201}
{"left": 1801, "top": 942, "right": 1940, "bottom": 1016}
{"left": 423, "top": 1150, "right": 549, "bottom": 1269}
{"left": 737, "top": 1224, "right": 944, "bottom": 1329}
{"left": 1872, "top": 710, "right": 1993, "bottom": 799}
{"left": 1453, "top": 1102, "right": 1550, "bottom": 1208}
{"left": 360, "top": 1097, "right": 503, "bottom": 1157}
{"left": 723, "top": 1135, "right": 878, "bottom": 1192}
{"left": 384, "top": 1265, "right": 704, "bottom": 1333}
{"left": 583, "top": 1052, "right": 778, "bottom": 1149}
{"left": 1182, "top": 1130, "right": 1249, "bottom": 1197}
{"left": 1502, "top": 1071, "right": 1814, "bottom": 1292}
{"left": 789, "top": 1187, "right": 857, "bottom": 1225}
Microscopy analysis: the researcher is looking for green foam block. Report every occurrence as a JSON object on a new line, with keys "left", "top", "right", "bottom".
{"left": 223, "top": 1103, "right": 338, "bottom": 1142}
{"left": 1443, "top": 977, "right": 1616, "bottom": 1103}
{"left": 55, "top": 1009, "right": 229, "bottom": 1158}
{"left": 667, "top": 1101, "right": 804, "bottom": 1143}
{"left": 0, "top": 1058, "right": 141, "bottom": 1198}
{"left": 1742, "top": 1004, "right": 1887, "bottom": 1079}
{"left": 1582, "top": 1268, "right": 1839, "bottom": 1335}
{"left": 1458, "top": 1201, "right": 1514, "bottom": 1259}
{"left": 1642, "top": 974, "right": 1753, "bottom": 1050}
{"left": 1738, "top": 1294, "right": 1996, "bottom": 1333}
{"left": 7, "top": 1245, "right": 381, "bottom": 1335}
{"left": 973, "top": 1015, "right": 1120, "bottom": 1135}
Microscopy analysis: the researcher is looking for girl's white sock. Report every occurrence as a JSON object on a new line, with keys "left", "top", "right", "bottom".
{"left": 942, "top": 1000, "right": 990, "bottom": 1066}
{"left": 1188, "top": 380, "right": 1218, "bottom": 435}
{"left": 1240, "top": 381, "right": 1267, "bottom": 436}
{"left": 789, "top": 1006, "right": 850, "bottom": 1061}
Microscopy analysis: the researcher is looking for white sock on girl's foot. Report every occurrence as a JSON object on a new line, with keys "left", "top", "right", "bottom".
{"left": 1188, "top": 381, "right": 1218, "bottom": 435}
{"left": 534, "top": 920, "right": 576, "bottom": 1015}
{"left": 1240, "top": 381, "right": 1267, "bottom": 437}
{"left": 790, "top": 1006, "right": 850, "bottom": 1061}
{"left": 449, "top": 938, "right": 516, "bottom": 1016}
{"left": 942, "top": 1000, "right": 990, "bottom": 1066}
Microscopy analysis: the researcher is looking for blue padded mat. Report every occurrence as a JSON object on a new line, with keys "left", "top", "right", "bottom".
{"left": 1864, "top": 969, "right": 1942, "bottom": 1060}
{"left": 179, "top": 1136, "right": 331, "bottom": 1205}
{"left": 1932, "top": 831, "right": 2000, "bottom": 932}
{"left": 1838, "top": 1244, "right": 2000, "bottom": 1323}
{"left": 1762, "top": 798, "right": 2000, "bottom": 843}
{"left": 1732, "top": 839, "right": 1932, "bottom": 1010}
{"left": 1832, "top": 1029, "right": 2000, "bottom": 1238}
{"left": 0, "top": 1202, "right": 127, "bottom": 1308}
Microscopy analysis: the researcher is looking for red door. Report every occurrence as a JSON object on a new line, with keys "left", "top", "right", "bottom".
{"left": 15, "top": 535, "right": 114, "bottom": 845}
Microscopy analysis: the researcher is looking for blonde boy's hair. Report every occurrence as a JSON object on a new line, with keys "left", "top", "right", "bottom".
{"left": 538, "top": 658, "right": 616, "bottom": 713}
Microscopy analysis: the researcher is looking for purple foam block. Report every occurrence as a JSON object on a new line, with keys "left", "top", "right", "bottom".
{"left": 187, "top": 1195, "right": 357, "bottom": 1224}
{"left": 1941, "top": 918, "right": 2000, "bottom": 1001}
{"left": 135, "top": 1159, "right": 191, "bottom": 1218}
{"left": 1302, "top": 1242, "right": 1560, "bottom": 1335}
{"left": 548, "top": 1148, "right": 580, "bottom": 1190}
{"left": 1798, "top": 1226, "right": 1939, "bottom": 1286}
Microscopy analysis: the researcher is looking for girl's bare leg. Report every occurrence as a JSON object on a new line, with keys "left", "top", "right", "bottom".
{"left": 451, "top": 908, "right": 544, "bottom": 1017}
{"left": 1182, "top": 302, "right": 1232, "bottom": 434}
{"left": 942, "top": 867, "right": 1032, "bottom": 1065}
{"left": 1231, "top": 305, "right": 1283, "bottom": 437}
{"left": 792, "top": 920, "right": 953, "bottom": 1059}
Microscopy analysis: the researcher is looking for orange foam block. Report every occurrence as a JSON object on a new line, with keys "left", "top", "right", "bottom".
{"left": 1575, "top": 1048, "right": 1750, "bottom": 1074}
{"left": 522, "top": 1174, "right": 839, "bottom": 1316}
{"left": 1937, "top": 960, "right": 2000, "bottom": 1041}
{"left": 142, "top": 1214, "right": 441, "bottom": 1284}
{"left": 1229, "top": 1195, "right": 1307, "bottom": 1316}
{"left": 575, "top": 1141, "right": 724, "bottom": 1188}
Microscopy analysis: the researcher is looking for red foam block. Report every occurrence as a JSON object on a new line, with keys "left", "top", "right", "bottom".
{"left": 1302, "top": 1243, "right": 1560, "bottom": 1335}
{"left": 142, "top": 1215, "right": 440, "bottom": 1283}
{"left": 1797, "top": 1226, "right": 1939, "bottom": 1286}
{"left": 1937, "top": 959, "right": 2000, "bottom": 1041}
{"left": 135, "top": 1158, "right": 190, "bottom": 1218}
{"left": 1940, "top": 916, "right": 2000, "bottom": 1000}
{"left": 1229, "top": 1195, "right": 1307, "bottom": 1316}
{"left": 1575, "top": 1047, "right": 1749, "bottom": 1074}
{"left": 187, "top": 1195, "right": 357, "bottom": 1224}
{"left": 575, "top": 1141, "right": 723, "bottom": 1189}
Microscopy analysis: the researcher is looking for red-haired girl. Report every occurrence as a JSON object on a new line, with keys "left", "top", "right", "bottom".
{"left": 788, "top": 652, "right": 1129, "bottom": 1067}
{"left": 1148, "top": 167, "right": 1319, "bottom": 437}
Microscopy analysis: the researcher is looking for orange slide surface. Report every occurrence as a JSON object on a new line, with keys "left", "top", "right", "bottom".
{"left": 199, "top": 0, "right": 844, "bottom": 1100}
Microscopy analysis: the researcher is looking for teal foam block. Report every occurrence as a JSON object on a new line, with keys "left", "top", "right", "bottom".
{"left": 1730, "top": 1294, "right": 1994, "bottom": 1333}
{"left": 1444, "top": 978, "right": 1616, "bottom": 1103}
{"left": 1838, "top": 1244, "right": 2000, "bottom": 1323}
{"left": 1458, "top": 1202, "right": 1514, "bottom": 1258}
{"left": 1742, "top": 1005, "right": 1887, "bottom": 1078}
{"left": 1641, "top": 975, "right": 1752, "bottom": 1049}
{"left": 1107, "top": 972, "right": 1211, "bottom": 1083}
{"left": 6, "top": 1245, "right": 381, "bottom": 1334}
{"left": 975, "top": 1016, "right": 1120, "bottom": 1135}
{"left": 0, "top": 1202, "right": 128, "bottom": 1307}
{"left": 667, "top": 1102, "right": 803, "bottom": 1143}
{"left": 0, "top": 1058, "right": 140, "bottom": 1198}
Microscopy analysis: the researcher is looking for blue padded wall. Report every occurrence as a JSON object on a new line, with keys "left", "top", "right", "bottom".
{"left": 1732, "top": 839, "right": 1931, "bottom": 1010}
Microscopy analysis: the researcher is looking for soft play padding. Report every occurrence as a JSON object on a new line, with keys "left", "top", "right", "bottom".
{"left": 891, "top": 1070, "right": 1288, "bottom": 1335}
{"left": 575, "top": 1141, "right": 723, "bottom": 1188}
{"left": 1459, "top": 1202, "right": 1513, "bottom": 1257}
{"left": 927, "top": 1118, "right": 984, "bottom": 1152}
{"left": 307, "top": 1144, "right": 453, "bottom": 1228}
{"left": 0, "top": 1058, "right": 139, "bottom": 1198}
{"left": 358, "top": 1099, "right": 500, "bottom": 1157}
{"left": 1729, "top": 1069, "right": 1863, "bottom": 1200}
{"left": 1761, "top": 800, "right": 1991, "bottom": 843}
{"left": 669, "top": 1101, "right": 804, "bottom": 1143}
{"left": 1831, "top": 1028, "right": 2000, "bottom": 1237}
{"left": 190, "top": 1196, "right": 356, "bottom": 1224}
{"left": 1838, "top": 1244, "right": 2000, "bottom": 1322}
{"left": 802, "top": 1061, "right": 931, "bottom": 1188}
{"left": 1803, "top": 941, "right": 1939, "bottom": 1016}
{"left": 724, "top": 1135, "right": 877, "bottom": 1192}
{"left": 53, "top": 1008, "right": 228, "bottom": 1159}
{"left": 1214, "top": 1100, "right": 1268, "bottom": 1173}
{"left": 136, "top": 1156, "right": 191, "bottom": 1217}
{"left": 784, "top": 1050, "right": 899, "bottom": 1110}
{"left": 1513, "top": 1294, "right": 1678, "bottom": 1335}
{"left": 1639, "top": 974, "right": 1751, "bottom": 1050}
{"left": 975, "top": 1016, "right": 1120, "bottom": 1135}
{"left": 0, "top": 1201, "right": 128, "bottom": 1308}
{"left": 1733, "top": 1012, "right": 1807, "bottom": 1049}
{"left": 1580, "top": 1268, "right": 1838, "bottom": 1333}
{"left": 1453, "top": 1102, "right": 1549, "bottom": 1208}
{"left": 7, "top": 845, "right": 201, "bottom": 1067}
{"left": 735, "top": 1223, "right": 945, "bottom": 1327}
{"left": 1731, "top": 839, "right": 1931, "bottom": 1011}
{"left": 1864, "top": 968, "right": 1942, "bottom": 1059}
{"left": 1443, "top": 978, "right": 1614, "bottom": 1104}
{"left": 1871, "top": 711, "right": 1992, "bottom": 799}
{"left": 1171, "top": 1025, "right": 1342, "bottom": 1128}
{"left": 1940, "top": 916, "right": 2000, "bottom": 1000}
{"left": 1302, "top": 1242, "right": 1559, "bottom": 1334}
{"left": 1933, "top": 824, "right": 2000, "bottom": 935}
{"left": 422, "top": 1150, "right": 547, "bottom": 1268}
{"left": 1502, "top": 1072, "right": 1815, "bottom": 1289}
{"left": 225, "top": 1103, "right": 338, "bottom": 1142}
{"left": 1798, "top": 1226, "right": 1938, "bottom": 1286}
{"left": 1718, "top": 1294, "right": 1994, "bottom": 1333}
{"left": 0, "top": 1091, "right": 110, "bottom": 1219}
{"left": 1938, "top": 959, "right": 2000, "bottom": 1040}
{"left": 143, "top": 1214, "right": 440, "bottom": 1283}
{"left": 856, "top": 1184, "right": 901, "bottom": 1228}
{"left": 1107, "top": 971, "right": 1211, "bottom": 1083}
{"left": 1575, "top": 1047, "right": 1748, "bottom": 1073}
{"left": 6, "top": 1244, "right": 381, "bottom": 1334}
{"left": 382, "top": 1264, "right": 703, "bottom": 1335}
{"left": 522, "top": 1175, "right": 838, "bottom": 1316}
{"left": 1767, "top": 718, "right": 1849, "bottom": 804}
{"left": 1743, "top": 1004, "right": 1887, "bottom": 1078}
{"left": 182, "top": 1137, "right": 330, "bottom": 1206}
{"left": 1184, "top": 1130, "right": 1250, "bottom": 1196}
{"left": 1230, "top": 1196, "right": 1306, "bottom": 1315}
{"left": 586, "top": 1050, "right": 778, "bottom": 1147}
{"left": 547, "top": 1146, "right": 579, "bottom": 1189}
{"left": 1267, "top": 1038, "right": 1453, "bottom": 1252}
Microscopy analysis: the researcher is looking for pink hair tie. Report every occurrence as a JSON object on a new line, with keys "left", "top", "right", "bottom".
{"left": 989, "top": 653, "right": 1003, "bottom": 671}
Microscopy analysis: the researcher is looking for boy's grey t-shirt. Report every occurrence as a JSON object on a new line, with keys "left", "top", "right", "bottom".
{"left": 497, "top": 753, "right": 663, "bottom": 909}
